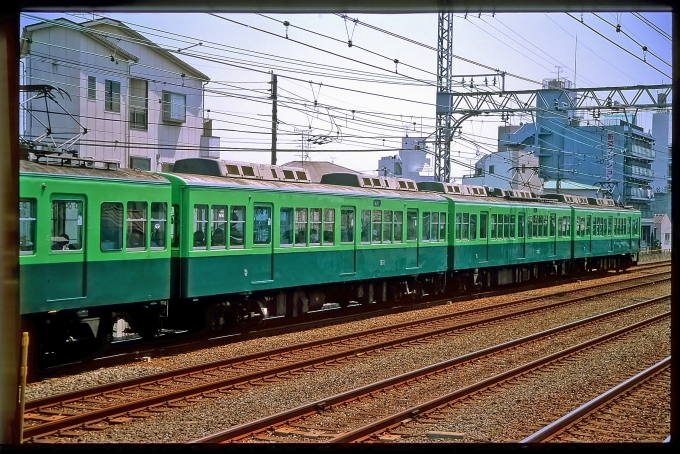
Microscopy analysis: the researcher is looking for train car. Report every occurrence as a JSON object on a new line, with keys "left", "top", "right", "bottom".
{"left": 19, "top": 157, "right": 172, "bottom": 365}
{"left": 161, "top": 158, "right": 449, "bottom": 331}
{"left": 543, "top": 193, "right": 640, "bottom": 272}
{"left": 418, "top": 182, "right": 574, "bottom": 290}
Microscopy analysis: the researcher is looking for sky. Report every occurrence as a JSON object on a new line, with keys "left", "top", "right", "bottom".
{"left": 18, "top": 10, "right": 672, "bottom": 179}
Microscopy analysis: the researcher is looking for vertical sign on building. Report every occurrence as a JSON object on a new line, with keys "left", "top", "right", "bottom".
{"left": 606, "top": 133, "right": 614, "bottom": 183}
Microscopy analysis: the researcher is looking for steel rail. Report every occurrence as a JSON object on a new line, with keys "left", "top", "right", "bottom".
{"left": 23, "top": 279, "right": 670, "bottom": 442}
{"left": 190, "top": 299, "right": 670, "bottom": 443}
{"left": 27, "top": 271, "right": 671, "bottom": 411}
{"left": 519, "top": 356, "right": 671, "bottom": 443}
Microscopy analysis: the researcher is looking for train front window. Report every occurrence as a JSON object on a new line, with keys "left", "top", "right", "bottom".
{"left": 151, "top": 202, "right": 167, "bottom": 249}
{"left": 52, "top": 200, "right": 83, "bottom": 251}
{"left": 19, "top": 198, "right": 36, "bottom": 254}
{"left": 101, "top": 202, "right": 123, "bottom": 251}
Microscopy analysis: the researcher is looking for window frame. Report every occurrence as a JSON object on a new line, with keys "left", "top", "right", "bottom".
{"left": 19, "top": 198, "right": 37, "bottom": 254}
{"left": 105, "top": 79, "right": 121, "bottom": 113}
{"left": 162, "top": 90, "right": 187, "bottom": 123}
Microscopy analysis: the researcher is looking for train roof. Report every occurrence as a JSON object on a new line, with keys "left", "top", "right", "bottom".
{"left": 163, "top": 171, "right": 444, "bottom": 201}
{"left": 20, "top": 159, "right": 169, "bottom": 183}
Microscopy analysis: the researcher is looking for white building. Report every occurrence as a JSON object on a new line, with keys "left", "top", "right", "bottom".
{"left": 460, "top": 125, "right": 543, "bottom": 192}
{"left": 20, "top": 17, "right": 216, "bottom": 171}
{"left": 653, "top": 213, "right": 672, "bottom": 251}
{"left": 377, "top": 137, "right": 434, "bottom": 182}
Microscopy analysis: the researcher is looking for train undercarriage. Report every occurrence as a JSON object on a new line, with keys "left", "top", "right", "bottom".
{"left": 25, "top": 254, "right": 637, "bottom": 371}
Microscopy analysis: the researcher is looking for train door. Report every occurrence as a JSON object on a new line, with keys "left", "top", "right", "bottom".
{"left": 550, "top": 213, "right": 557, "bottom": 256}
{"left": 517, "top": 212, "right": 525, "bottom": 259}
{"left": 479, "top": 211, "right": 489, "bottom": 262}
{"left": 339, "top": 206, "right": 356, "bottom": 275}
{"left": 608, "top": 216, "right": 614, "bottom": 252}
{"left": 251, "top": 203, "right": 273, "bottom": 283}
{"left": 47, "top": 196, "right": 86, "bottom": 302}
{"left": 405, "top": 208, "right": 419, "bottom": 268}
{"left": 586, "top": 215, "right": 592, "bottom": 253}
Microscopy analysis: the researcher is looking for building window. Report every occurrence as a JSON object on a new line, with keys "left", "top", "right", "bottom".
{"left": 130, "top": 157, "right": 151, "bottom": 170}
{"left": 105, "top": 79, "right": 120, "bottom": 112}
{"left": 87, "top": 76, "right": 96, "bottom": 100}
{"left": 162, "top": 91, "right": 186, "bottom": 123}
{"left": 129, "top": 78, "right": 148, "bottom": 130}
{"left": 488, "top": 165, "right": 495, "bottom": 175}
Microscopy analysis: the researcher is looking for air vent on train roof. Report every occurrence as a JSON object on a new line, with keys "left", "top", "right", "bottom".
{"left": 320, "top": 173, "right": 418, "bottom": 191}
{"left": 172, "top": 158, "right": 310, "bottom": 182}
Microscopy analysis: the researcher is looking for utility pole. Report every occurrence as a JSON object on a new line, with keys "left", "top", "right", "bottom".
{"left": 270, "top": 72, "right": 277, "bottom": 166}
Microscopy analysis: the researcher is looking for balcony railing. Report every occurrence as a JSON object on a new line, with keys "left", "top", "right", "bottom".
{"left": 628, "top": 144, "right": 655, "bottom": 159}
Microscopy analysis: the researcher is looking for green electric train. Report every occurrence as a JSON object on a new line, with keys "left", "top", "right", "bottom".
{"left": 18, "top": 156, "right": 641, "bottom": 368}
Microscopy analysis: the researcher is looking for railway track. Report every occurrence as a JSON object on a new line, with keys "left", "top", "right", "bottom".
{"left": 521, "top": 356, "right": 671, "bottom": 443}
{"left": 34, "top": 260, "right": 672, "bottom": 381}
{"left": 22, "top": 271, "right": 670, "bottom": 443}
{"left": 191, "top": 302, "right": 669, "bottom": 443}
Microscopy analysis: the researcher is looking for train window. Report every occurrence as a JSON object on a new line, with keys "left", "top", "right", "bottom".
{"left": 19, "top": 198, "right": 36, "bottom": 254}
{"left": 542, "top": 215, "right": 548, "bottom": 238}
{"left": 455, "top": 213, "right": 462, "bottom": 240}
{"left": 549, "top": 214, "right": 556, "bottom": 237}
{"left": 510, "top": 215, "right": 516, "bottom": 239}
{"left": 52, "top": 200, "right": 83, "bottom": 251}
{"left": 101, "top": 202, "right": 123, "bottom": 251}
{"left": 280, "top": 208, "right": 293, "bottom": 246}
{"left": 211, "top": 205, "right": 227, "bottom": 249}
{"left": 394, "top": 211, "right": 403, "bottom": 242}
{"left": 171, "top": 205, "right": 179, "bottom": 247}
{"left": 372, "top": 210, "right": 382, "bottom": 243}
{"left": 383, "top": 210, "right": 392, "bottom": 243}
{"left": 151, "top": 203, "right": 167, "bottom": 249}
{"left": 439, "top": 213, "right": 446, "bottom": 241}
{"left": 422, "top": 212, "right": 430, "bottom": 242}
{"left": 517, "top": 214, "right": 524, "bottom": 238}
{"left": 253, "top": 206, "right": 272, "bottom": 245}
{"left": 126, "top": 202, "right": 148, "bottom": 249}
{"left": 470, "top": 214, "right": 477, "bottom": 240}
{"left": 490, "top": 214, "right": 497, "bottom": 239}
{"left": 585, "top": 216, "right": 591, "bottom": 237}
{"left": 607, "top": 217, "right": 612, "bottom": 236}
{"left": 230, "top": 206, "right": 245, "bottom": 248}
{"left": 361, "top": 210, "right": 371, "bottom": 243}
{"left": 323, "top": 209, "right": 335, "bottom": 245}
{"left": 430, "top": 212, "right": 439, "bottom": 241}
{"left": 504, "top": 214, "right": 510, "bottom": 239}
{"left": 192, "top": 204, "right": 208, "bottom": 249}
{"left": 565, "top": 217, "right": 571, "bottom": 237}
{"left": 310, "top": 208, "right": 322, "bottom": 245}
{"left": 527, "top": 216, "right": 533, "bottom": 238}
{"left": 480, "top": 212, "right": 488, "bottom": 239}
{"left": 341, "top": 208, "right": 355, "bottom": 243}
{"left": 296, "top": 208, "right": 308, "bottom": 246}
{"left": 626, "top": 218, "right": 631, "bottom": 235}
{"left": 461, "top": 213, "right": 469, "bottom": 240}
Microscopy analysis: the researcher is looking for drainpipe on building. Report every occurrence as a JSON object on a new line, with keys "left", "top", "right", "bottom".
{"left": 127, "top": 61, "right": 137, "bottom": 170}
